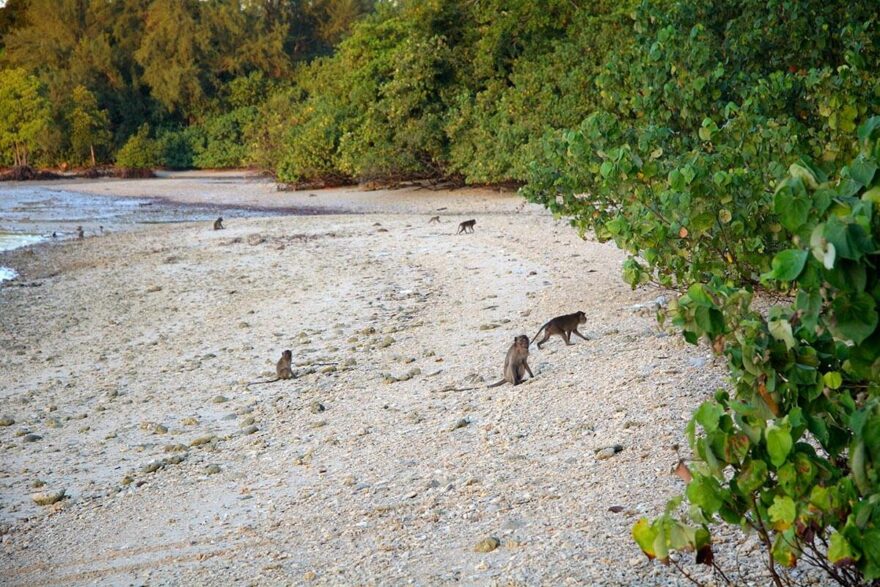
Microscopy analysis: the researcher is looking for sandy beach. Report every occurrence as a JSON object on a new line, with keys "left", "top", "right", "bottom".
{"left": 1, "top": 175, "right": 785, "bottom": 585}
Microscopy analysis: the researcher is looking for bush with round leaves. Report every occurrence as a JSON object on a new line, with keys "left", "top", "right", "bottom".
{"left": 633, "top": 118, "right": 880, "bottom": 585}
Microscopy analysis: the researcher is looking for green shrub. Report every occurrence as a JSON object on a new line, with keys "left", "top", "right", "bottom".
{"left": 115, "top": 124, "right": 163, "bottom": 169}
{"left": 190, "top": 107, "right": 256, "bottom": 169}
{"left": 634, "top": 118, "right": 880, "bottom": 585}
{"left": 156, "top": 127, "right": 196, "bottom": 170}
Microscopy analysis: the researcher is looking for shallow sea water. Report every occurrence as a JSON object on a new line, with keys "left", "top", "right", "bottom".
{"left": 0, "top": 186, "right": 286, "bottom": 281}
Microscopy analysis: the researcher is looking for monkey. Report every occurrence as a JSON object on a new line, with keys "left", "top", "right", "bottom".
{"left": 76, "top": 226, "right": 84, "bottom": 240}
{"left": 213, "top": 217, "right": 225, "bottom": 230}
{"left": 428, "top": 216, "right": 441, "bottom": 224}
{"left": 99, "top": 225, "right": 104, "bottom": 234}
{"left": 531, "top": 311, "right": 589, "bottom": 349}
{"left": 247, "top": 350, "right": 294, "bottom": 386}
{"left": 487, "top": 335, "right": 533, "bottom": 388}
{"left": 51, "top": 232, "right": 57, "bottom": 239}
{"left": 456, "top": 219, "right": 476, "bottom": 234}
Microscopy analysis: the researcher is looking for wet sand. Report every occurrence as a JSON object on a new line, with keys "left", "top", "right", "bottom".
{"left": 0, "top": 174, "right": 789, "bottom": 585}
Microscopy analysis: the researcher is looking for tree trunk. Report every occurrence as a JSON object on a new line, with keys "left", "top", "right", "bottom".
{"left": 90, "top": 144, "right": 96, "bottom": 167}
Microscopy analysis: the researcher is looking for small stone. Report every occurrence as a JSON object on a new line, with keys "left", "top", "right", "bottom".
{"left": 596, "top": 445, "right": 624, "bottom": 460}
{"left": 31, "top": 490, "right": 65, "bottom": 506}
{"left": 46, "top": 417, "right": 63, "bottom": 429}
{"left": 190, "top": 434, "right": 217, "bottom": 447}
{"left": 0, "top": 416, "right": 15, "bottom": 426}
{"left": 146, "top": 285, "right": 162, "bottom": 293}
{"left": 142, "top": 461, "right": 164, "bottom": 474}
{"left": 31, "top": 479, "right": 46, "bottom": 488}
{"left": 450, "top": 418, "right": 469, "bottom": 431}
{"left": 378, "top": 336, "right": 395, "bottom": 348}
{"left": 204, "top": 464, "right": 221, "bottom": 475}
{"left": 164, "top": 443, "right": 188, "bottom": 453}
{"left": 240, "top": 416, "right": 256, "bottom": 426}
{"left": 212, "top": 395, "right": 229, "bottom": 404}
{"left": 320, "top": 365, "right": 337, "bottom": 374}
{"left": 303, "top": 571, "right": 317, "bottom": 581}
{"left": 474, "top": 537, "right": 500, "bottom": 553}
{"left": 22, "top": 433, "right": 42, "bottom": 443}
{"left": 121, "top": 475, "right": 134, "bottom": 486}
{"left": 241, "top": 425, "right": 259, "bottom": 435}
{"left": 310, "top": 401, "right": 326, "bottom": 414}
{"left": 181, "top": 417, "right": 199, "bottom": 426}
{"left": 478, "top": 323, "right": 499, "bottom": 331}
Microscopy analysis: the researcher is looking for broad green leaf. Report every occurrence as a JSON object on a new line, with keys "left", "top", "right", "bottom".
{"left": 768, "top": 318, "right": 796, "bottom": 350}
{"left": 863, "top": 186, "right": 880, "bottom": 204}
{"left": 632, "top": 519, "right": 658, "bottom": 559}
{"left": 767, "top": 422, "right": 793, "bottom": 467}
{"left": 686, "top": 284, "right": 714, "bottom": 307}
{"left": 762, "top": 249, "right": 807, "bottom": 282}
{"left": 823, "top": 372, "right": 843, "bottom": 389}
{"left": 789, "top": 162, "right": 819, "bottom": 189}
{"left": 735, "top": 459, "right": 768, "bottom": 495}
{"left": 687, "top": 476, "right": 723, "bottom": 514}
{"left": 774, "top": 188, "right": 810, "bottom": 232}
{"left": 831, "top": 292, "right": 879, "bottom": 345}
{"left": 827, "top": 532, "right": 857, "bottom": 565}
{"left": 772, "top": 530, "right": 798, "bottom": 567}
{"left": 824, "top": 216, "right": 875, "bottom": 261}
{"left": 849, "top": 155, "right": 877, "bottom": 186}
{"left": 695, "top": 401, "right": 722, "bottom": 433}
{"left": 768, "top": 495, "right": 796, "bottom": 530}
{"left": 681, "top": 165, "right": 696, "bottom": 185}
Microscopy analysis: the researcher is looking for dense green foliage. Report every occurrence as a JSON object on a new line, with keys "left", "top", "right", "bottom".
{"left": 517, "top": 0, "right": 880, "bottom": 583}
{"left": 114, "top": 123, "right": 161, "bottom": 169}
{"left": 0, "top": 0, "right": 372, "bottom": 168}
{"left": 634, "top": 123, "right": 880, "bottom": 583}
{"left": 0, "top": 67, "right": 51, "bottom": 166}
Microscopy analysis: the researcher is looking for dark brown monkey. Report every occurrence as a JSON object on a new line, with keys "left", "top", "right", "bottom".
{"left": 487, "top": 335, "right": 533, "bottom": 387}
{"left": 456, "top": 219, "right": 476, "bottom": 234}
{"left": 532, "top": 311, "right": 588, "bottom": 349}
{"left": 429, "top": 216, "right": 441, "bottom": 224}
{"left": 247, "top": 350, "right": 293, "bottom": 386}
{"left": 76, "top": 226, "right": 84, "bottom": 239}
{"left": 213, "top": 217, "right": 224, "bottom": 230}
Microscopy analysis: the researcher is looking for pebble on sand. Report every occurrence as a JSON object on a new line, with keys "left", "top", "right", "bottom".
{"left": 31, "top": 490, "right": 66, "bottom": 506}
{"left": 474, "top": 537, "right": 500, "bottom": 553}
{"left": 0, "top": 416, "right": 15, "bottom": 426}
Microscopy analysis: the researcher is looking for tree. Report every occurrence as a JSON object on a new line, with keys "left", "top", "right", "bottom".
{"left": 0, "top": 68, "right": 52, "bottom": 167}
{"left": 68, "top": 85, "right": 112, "bottom": 166}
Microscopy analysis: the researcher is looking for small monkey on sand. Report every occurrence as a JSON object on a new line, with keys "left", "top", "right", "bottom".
{"left": 76, "top": 226, "right": 84, "bottom": 239}
{"left": 487, "top": 335, "right": 533, "bottom": 388}
{"left": 247, "top": 350, "right": 293, "bottom": 386}
{"left": 428, "top": 216, "right": 441, "bottom": 223}
{"left": 213, "top": 217, "right": 225, "bottom": 230}
{"left": 532, "top": 311, "right": 589, "bottom": 349}
{"left": 456, "top": 219, "right": 476, "bottom": 234}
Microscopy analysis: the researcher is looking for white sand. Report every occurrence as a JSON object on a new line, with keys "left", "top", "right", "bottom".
{"left": 0, "top": 174, "right": 786, "bottom": 585}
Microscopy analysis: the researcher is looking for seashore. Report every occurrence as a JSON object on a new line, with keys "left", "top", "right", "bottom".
{"left": 0, "top": 174, "right": 791, "bottom": 585}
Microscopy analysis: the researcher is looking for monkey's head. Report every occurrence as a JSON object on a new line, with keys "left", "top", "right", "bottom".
{"left": 218, "top": 217, "right": 223, "bottom": 221}
{"left": 515, "top": 335, "right": 530, "bottom": 348}
{"left": 577, "top": 311, "right": 587, "bottom": 324}
{"left": 281, "top": 349, "right": 292, "bottom": 360}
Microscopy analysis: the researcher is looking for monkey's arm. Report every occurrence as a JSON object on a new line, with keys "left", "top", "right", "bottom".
{"left": 524, "top": 362, "right": 534, "bottom": 379}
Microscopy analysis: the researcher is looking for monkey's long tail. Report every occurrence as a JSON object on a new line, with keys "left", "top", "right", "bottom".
{"left": 530, "top": 321, "right": 550, "bottom": 346}
{"left": 246, "top": 378, "right": 281, "bottom": 386}
{"left": 486, "top": 379, "right": 506, "bottom": 388}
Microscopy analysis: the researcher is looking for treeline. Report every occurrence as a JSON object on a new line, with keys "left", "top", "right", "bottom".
{"left": 0, "top": 0, "right": 373, "bottom": 169}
